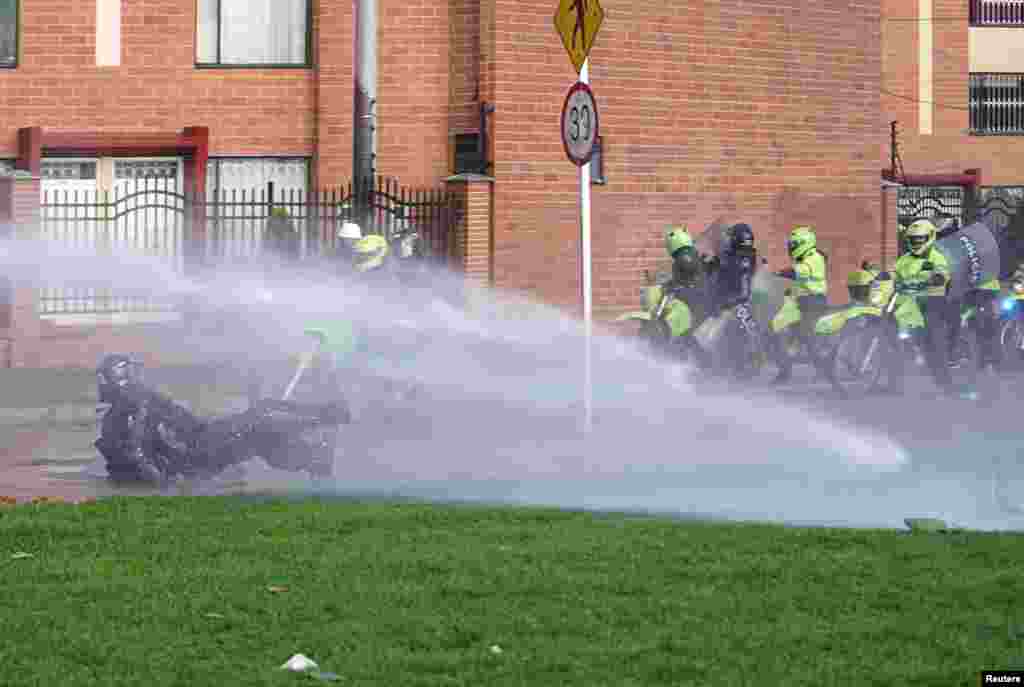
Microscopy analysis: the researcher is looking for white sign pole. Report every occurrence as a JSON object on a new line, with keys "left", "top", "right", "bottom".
{"left": 579, "top": 58, "right": 593, "bottom": 434}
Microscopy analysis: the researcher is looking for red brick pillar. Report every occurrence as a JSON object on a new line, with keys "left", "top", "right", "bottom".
{"left": 446, "top": 174, "right": 494, "bottom": 312}
{"left": 446, "top": 173, "right": 493, "bottom": 282}
{"left": 0, "top": 170, "right": 43, "bottom": 368}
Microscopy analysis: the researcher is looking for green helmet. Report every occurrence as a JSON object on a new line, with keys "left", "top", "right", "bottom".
{"left": 905, "top": 219, "right": 936, "bottom": 257}
{"left": 665, "top": 225, "right": 694, "bottom": 257}
{"left": 787, "top": 226, "right": 817, "bottom": 260}
{"left": 847, "top": 268, "right": 874, "bottom": 303}
{"left": 352, "top": 234, "right": 390, "bottom": 273}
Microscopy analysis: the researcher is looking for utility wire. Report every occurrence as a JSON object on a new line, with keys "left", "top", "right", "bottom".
{"left": 880, "top": 87, "right": 973, "bottom": 111}
{"left": 883, "top": 16, "right": 972, "bottom": 22}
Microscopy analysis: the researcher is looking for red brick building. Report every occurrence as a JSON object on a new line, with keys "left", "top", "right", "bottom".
{"left": 0, "top": 0, "right": 892, "bottom": 365}
{"left": 881, "top": 0, "right": 1024, "bottom": 230}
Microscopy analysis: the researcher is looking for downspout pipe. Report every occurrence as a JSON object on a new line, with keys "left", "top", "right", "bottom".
{"left": 354, "top": 0, "right": 377, "bottom": 226}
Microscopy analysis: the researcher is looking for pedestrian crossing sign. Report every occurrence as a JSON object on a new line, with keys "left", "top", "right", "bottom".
{"left": 553, "top": 0, "right": 605, "bottom": 74}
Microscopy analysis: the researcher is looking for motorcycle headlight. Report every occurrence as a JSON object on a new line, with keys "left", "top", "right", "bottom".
{"left": 897, "top": 330, "right": 912, "bottom": 340}
{"left": 1003, "top": 298, "right": 1016, "bottom": 312}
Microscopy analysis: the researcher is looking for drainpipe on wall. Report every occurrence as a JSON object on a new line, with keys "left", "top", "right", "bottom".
{"left": 353, "top": 0, "right": 377, "bottom": 228}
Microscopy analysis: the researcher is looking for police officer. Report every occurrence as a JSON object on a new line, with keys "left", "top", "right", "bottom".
{"left": 770, "top": 225, "right": 828, "bottom": 383}
{"left": 711, "top": 223, "right": 758, "bottom": 313}
{"left": 665, "top": 225, "right": 712, "bottom": 325}
{"left": 892, "top": 219, "right": 955, "bottom": 395}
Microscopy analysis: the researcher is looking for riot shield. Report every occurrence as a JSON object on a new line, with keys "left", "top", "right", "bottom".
{"left": 932, "top": 220, "right": 1010, "bottom": 299}
{"left": 695, "top": 216, "right": 740, "bottom": 260}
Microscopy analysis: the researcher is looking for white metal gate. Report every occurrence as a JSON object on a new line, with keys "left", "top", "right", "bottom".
{"left": 39, "top": 157, "right": 185, "bottom": 317}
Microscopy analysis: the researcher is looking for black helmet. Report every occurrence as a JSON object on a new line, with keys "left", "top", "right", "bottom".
{"left": 97, "top": 354, "right": 144, "bottom": 403}
{"left": 729, "top": 223, "right": 754, "bottom": 253}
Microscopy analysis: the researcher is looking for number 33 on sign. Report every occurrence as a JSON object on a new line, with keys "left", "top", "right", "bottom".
{"left": 561, "top": 82, "right": 600, "bottom": 166}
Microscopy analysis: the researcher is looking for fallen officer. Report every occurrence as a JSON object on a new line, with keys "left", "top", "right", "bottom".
{"left": 94, "top": 354, "right": 350, "bottom": 486}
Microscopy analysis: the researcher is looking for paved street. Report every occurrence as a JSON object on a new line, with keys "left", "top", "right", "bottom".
{"left": 2, "top": 360, "right": 1023, "bottom": 531}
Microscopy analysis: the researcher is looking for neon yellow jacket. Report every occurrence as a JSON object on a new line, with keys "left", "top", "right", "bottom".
{"left": 894, "top": 246, "right": 950, "bottom": 298}
{"left": 790, "top": 250, "right": 827, "bottom": 298}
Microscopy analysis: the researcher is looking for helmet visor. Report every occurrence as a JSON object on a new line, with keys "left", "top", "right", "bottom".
{"left": 848, "top": 285, "right": 870, "bottom": 302}
{"left": 907, "top": 234, "right": 930, "bottom": 252}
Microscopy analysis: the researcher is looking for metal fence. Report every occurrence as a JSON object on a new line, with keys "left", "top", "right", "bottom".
{"left": 896, "top": 186, "right": 967, "bottom": 229}
{"left": 970, "top": 0, "right": 1024, "bottom": 25}
{"left": 975, "top": 186, "right": 1024, "bottom": 231}
{"left": 969, "top": 73, "right": 1024, "bottom": 135}
{"left": 39, "top": 175, "right": 463, "bottom": 315}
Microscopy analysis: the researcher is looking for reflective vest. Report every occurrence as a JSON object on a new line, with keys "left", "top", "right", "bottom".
{"left": 791, "top": 250, "right": 827, "bottom": 298}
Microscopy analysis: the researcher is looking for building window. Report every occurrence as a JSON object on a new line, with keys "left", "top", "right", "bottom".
{"left": 41, "top": 161, "right": 98, "bottom": 181}
{"left": 969, "top": 73, "right": 1024, "bottom": 135}
{"left": 0, "top": 0, "right": 17, "bottom": 68}
{"left": 970, "top": 0, "right": 1024, "bottom": 25}
{"left": 205, "top": 157, "right": 310, "bottom": 261}
{"left": 453, "top": 133, "right": 485, "bottom": 175}
{"left": 206, "top": 157, "right": 310, "bottom": 206}
{"left": 196, "top": 0, "right": 310, "bottom": 68}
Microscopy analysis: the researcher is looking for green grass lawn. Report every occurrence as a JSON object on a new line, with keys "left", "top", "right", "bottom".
{"left": 1, "top": 496, "right": 1022, "bottom": 686}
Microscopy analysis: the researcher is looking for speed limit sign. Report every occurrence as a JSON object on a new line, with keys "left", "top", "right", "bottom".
{"left": 560, "top": 82, "right": 599, "bottom": 166}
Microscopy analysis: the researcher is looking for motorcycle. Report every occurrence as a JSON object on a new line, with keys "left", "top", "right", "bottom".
{"left": 998, "top": 279, "right": 1024, "bottom": 369}
{"left": 827, "top": 269, "right": 982, "bottom": 398}
{"left": 95, "top": 335, "right": 352, "bottom": 487}
{"left": 614, "top": 270, "right": 703, "bottom": 361}
{"left": 692, "top": 258, "right": 816, "bottom": 380}
{"left": 766, "top": 280, "right": 853, "bottom": 380}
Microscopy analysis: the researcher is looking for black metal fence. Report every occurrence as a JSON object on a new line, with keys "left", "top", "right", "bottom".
{"left": 969, "top": 73, "right": 1024, "bottom": 135}
{"left": 39, "top": 175, "right": 463, "bottom": 316}
{"left": 970, "top": 0, "right": 1024, "bottom": 25}
{"left": 975, "top": 186, "right": 1024, "bottom": 232}
{"left": 896, "top": 186, "right": 967, "bottom": 229}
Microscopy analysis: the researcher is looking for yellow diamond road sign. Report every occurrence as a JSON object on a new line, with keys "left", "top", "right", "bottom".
{"left": 553, "top": 0, "right": 604, "bottom": 75}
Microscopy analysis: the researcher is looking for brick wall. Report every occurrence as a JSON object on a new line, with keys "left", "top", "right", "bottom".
{"left": 449, "top": 0, "right": 481, "bottom": 135}
{"left": 881, "top": 0, "right": 1024, "bottom": 183}
{"left": 0, "top": 2, "right": 321, "bottom": 167}
{"left": 315, "top": 0, "right": 354, "bottom": 188}
{"left": 489, "top": 0, "right": 885, "bottom": 313}
{"left": 375, "top": 0, "right": 451, "bottom": 188}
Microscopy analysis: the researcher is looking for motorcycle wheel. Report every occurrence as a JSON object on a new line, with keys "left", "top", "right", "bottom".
{"left": 999, "top": 318, "right": 1024, "bottom": 371}
{"left": 257, "top": 426, "right": 338, "bottom": 479}
{"left": 829, "top": 323, "right": 888, "bottom": 399}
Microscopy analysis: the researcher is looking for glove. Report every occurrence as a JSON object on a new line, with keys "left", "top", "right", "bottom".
{"left": 928, "top": 273, "right": 946, "bottom": 287}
